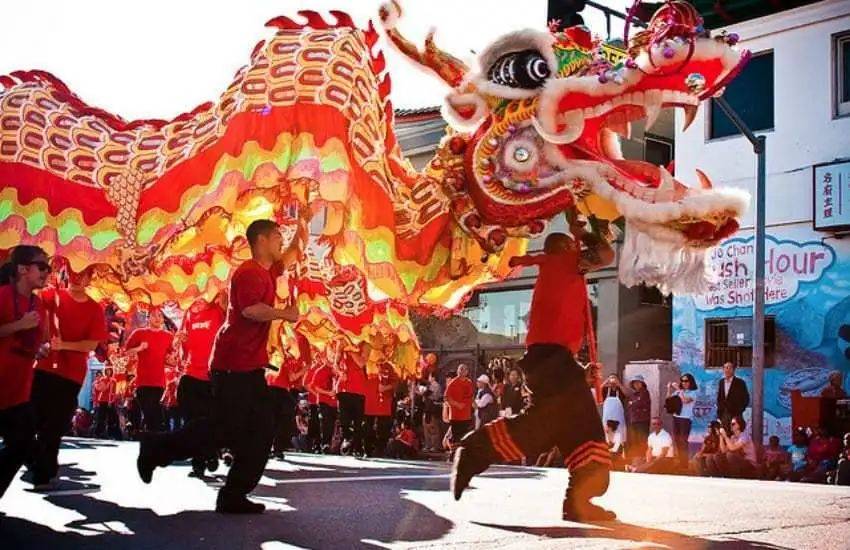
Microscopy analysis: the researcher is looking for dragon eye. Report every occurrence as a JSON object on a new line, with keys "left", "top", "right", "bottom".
{"left": 487, "top": 50, "right": 550, "bottom": 89}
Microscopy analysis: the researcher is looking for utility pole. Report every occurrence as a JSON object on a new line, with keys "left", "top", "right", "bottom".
{"left": 714, "top": 97, "right": 767, "bottom": 447}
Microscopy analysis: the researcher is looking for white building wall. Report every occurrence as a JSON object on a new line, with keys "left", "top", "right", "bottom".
{"left": 675, "top": 0, "right": 850, "bottom": 231}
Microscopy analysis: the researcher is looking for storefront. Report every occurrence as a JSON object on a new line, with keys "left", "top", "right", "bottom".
{"left": 673, "top": 223, "right": 850, "bottom": 444}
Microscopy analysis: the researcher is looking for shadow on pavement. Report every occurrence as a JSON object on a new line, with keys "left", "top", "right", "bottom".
{"left": 476, "top": 521, "right": 792, "bottom": 550}
{"left": 1, "top": 461, "right": 456, "bottom": 549}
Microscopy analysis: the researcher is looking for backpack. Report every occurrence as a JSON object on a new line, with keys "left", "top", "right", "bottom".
{"left": 665, "top": 395, "right": 683, "bottom": 415}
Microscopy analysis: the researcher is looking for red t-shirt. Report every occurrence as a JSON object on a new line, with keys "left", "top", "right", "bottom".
{"left": 180, "top": 302, "right": 225, "bottom": 381}
{"left": 336, "top": 355, "right": 367, "bottom": 396}
{"left": 397, "top": 428, "right": 417, "bottom": 448}
{"left": 445, "top": 376, "right": 474, "bottom": 421}
{"left": 269, "top": 359, "right": 294, "bottom": 390}
{"left": 516, "top": 250, "right": 587, "bottom": 353}
{"left": 0, "top": 285, "right": 45, "bottom": 410}
{"left": 93, "top": 375, "right": 116, "bottom": 404}
{"left": 125, "top": 328, "right": 174, "bottom": 388}
{"left": 364, "top": 364, "right": 396, "bottom": 417}
{"left": 37, "top": 288, "right": 107, "bottom": 385}
{"left": 210, "top": 260, "right": 281, "bottom": 372}
{"left": 311, "top": 364, "right": 337, "bottom": 407}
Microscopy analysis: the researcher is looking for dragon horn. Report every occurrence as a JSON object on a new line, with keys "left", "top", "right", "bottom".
{"left": 379, "top": 1, "right": 468, "bottom": 88}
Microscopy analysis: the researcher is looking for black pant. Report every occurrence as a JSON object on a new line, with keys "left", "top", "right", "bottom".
{"left": 0, "top": 402, "right": 35, "bottom": 499}
{"left": 30, "top": 370, "right": 81, "bottom": 484}
{"left": 150, "top": 369, "right": 274, "bottom": 500}
{"left": 137, "top": 386, "right": 165, "bottom": 432}
{"left": 461, "top": 344, "right": 611, "bottom": 502}
{"left": 308, "top": 404, "right": 321, "bottom": 451}
{"left": 337, "top": 393, "right": 365, "bottom": 453}
{"left": 178, "top": 375, "right": 212, "bottom": 423}
{"left": 386, "top": 439, "right": 417, "bottom": 459}
{"left": 177, "top": 375, "right": 214, "bottom": 468}
{"left": 94, "top": 403, "right": 119, "bottom": 439}
{"left": 363, "top": 415, "right": 393, "bottom": 457}
{"left": 835, "top": 458, "right": 850, "bottom": 486}
{"left": 319, "top": 403, "right": 338, "bottom": 450}
{"left": 672, "top": 416, "right": 692, "bottom": 469}
{"left": 270, "top": 387, "right": 296, "bottom": 454}
{"left": 450, "top": 420, "right": 474, "bottom": 446}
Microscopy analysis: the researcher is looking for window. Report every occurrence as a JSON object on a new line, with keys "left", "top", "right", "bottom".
{"left": 645, "top": 135, "right": 673, "bottom": 168}
{"left": 639, "top": 284, "right": 671, "bottom": 307}
{"left": 705, "top": 316, "right": 776, "bottom": 368}
{"left": 709, "top": 51, "right": 774, "bottom": 140}
{"left": 461, "top": 281, "right": 598, "bottom": 345}
{"left": 835, "top": 32, "right": 850, "bottom": 117}
{"left": 461, "top": 288, "right": 534, "bottom": 343}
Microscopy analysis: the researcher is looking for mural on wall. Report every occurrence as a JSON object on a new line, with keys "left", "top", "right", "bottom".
{"left": 673, "top": 225, "right": 850, "bottom": 444}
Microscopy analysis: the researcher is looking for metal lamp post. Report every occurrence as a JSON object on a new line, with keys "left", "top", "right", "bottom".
{"left": 714, "top": 96, "right": 767, "bottom": 447}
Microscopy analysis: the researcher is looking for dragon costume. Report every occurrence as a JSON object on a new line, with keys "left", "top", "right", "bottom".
{"left": 0, "top": 1, "right": 750, "bottom": 377}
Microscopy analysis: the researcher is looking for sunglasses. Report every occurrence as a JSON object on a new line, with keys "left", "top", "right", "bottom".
{"left": 25, "top": 261, "right": 51, "bottom": 273}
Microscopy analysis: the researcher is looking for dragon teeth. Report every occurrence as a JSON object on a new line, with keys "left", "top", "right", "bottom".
{"left": 682, "top": 105, "right": 698, "bottom": 132}
{"left": 644, "top": 90, "right": 663, "bottom": 130}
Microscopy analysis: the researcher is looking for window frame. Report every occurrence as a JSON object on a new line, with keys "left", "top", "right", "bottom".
{"left": 833, "top": 31, "right": 850, "bottom": 119}
{"left": 704, "top": 316, "right": 776, "bottom": 369}
{"left": 706, "top": 49, "right": 776, "bottom": 142}
{"left": 644, "top": 133, "right": 674, "bottom": 168}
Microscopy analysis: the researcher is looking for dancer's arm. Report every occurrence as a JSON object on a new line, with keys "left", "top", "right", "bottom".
{"left": 508, "top": 254, "right": 544, "bottom": 268}
{"left": 51, "top": 338, "right": 100, "bottom": 353}
{"left": 0, "top": 311, "right": 40, "bottom": 337}
{"left": 572, "top": 216, "right": 614, "bottom": 272}
{"left": 242, "top": 302, "right": 298, "bottom": 322}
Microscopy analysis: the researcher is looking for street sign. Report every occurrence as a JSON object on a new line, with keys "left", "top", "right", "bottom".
{"left": 813, "top": 159, "right": 850, "bottom": 231}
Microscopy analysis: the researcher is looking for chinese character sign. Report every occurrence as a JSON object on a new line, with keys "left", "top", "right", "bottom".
{"left": 814, "top": 160, "right": 850, "bottom": 230}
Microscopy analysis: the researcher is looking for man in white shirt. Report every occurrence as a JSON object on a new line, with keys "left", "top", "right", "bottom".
{"left": 628, "top": 417, "right": 676, "bottom": 474}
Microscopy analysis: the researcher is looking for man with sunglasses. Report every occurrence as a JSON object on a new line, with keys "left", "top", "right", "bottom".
{"left": 0, "top": 245, "right": 50, "bottom": 499}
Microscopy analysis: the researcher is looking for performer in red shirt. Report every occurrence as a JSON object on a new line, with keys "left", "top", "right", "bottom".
{"left": 175, "top": 296, "right": 225, "bottom": 475}
{"left": 386, "top": 420, "right": 419, "bottom": 460}
{"left": 268, "top": 333, "right": 310, "bottom": 459}
{"left": 0, "top": 245, "right": 49, "bottom": 500}
{"left": 303, "top": 360, "right": 322, "bottom": 453}
{"left": 363, "top": 362, "right": 397, "bottom": 457}
{"left": 124, "top": 308, "right": 175, "bottom": 432}
{"left": 444, "top": 364, "right": 475, "bottom": 448}
{"left": 335, "top": 341, "right": 368, "bottom": 456}
{"left": 137, "top": 219, "right": 298, "bottom": 514}
{"left": 308, "top": 359, "right": 338, "bottom": 453}
{"left": 29, "top": 267, "right": 107, "bottom": 488}
{"left": 93, "top": 367, "right": 118, "bottom": 438}
{"left": 452, "top": 221, "right": 618, "bottom": 522}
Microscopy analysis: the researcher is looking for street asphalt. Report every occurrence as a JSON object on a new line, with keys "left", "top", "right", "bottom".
{"left": 0, "top": 438, "right": 848, "bottom": 549}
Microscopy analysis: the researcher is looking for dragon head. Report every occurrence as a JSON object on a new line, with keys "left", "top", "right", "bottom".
{"left": 382, "top": 1, "right": 751, "bottom": 292}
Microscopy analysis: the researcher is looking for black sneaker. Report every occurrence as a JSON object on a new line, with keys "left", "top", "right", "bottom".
{"left": 562, "top": 500, "right": 617, "bottom": 522}
{"left": 206, "top": 457, "right": 220, "bottom": 472}
{"left": 215, "top": 495, "right": 266, "bottom": 514}
{"left": 136, "top": 433, "right": 158, "bottom": 484}
{"left": 340, "top": 440, "right": 352, "bottom": 456}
